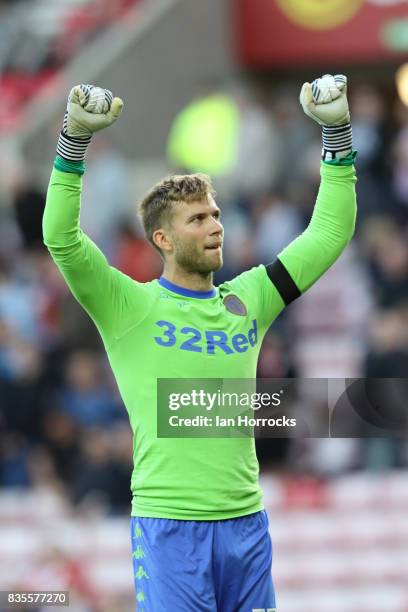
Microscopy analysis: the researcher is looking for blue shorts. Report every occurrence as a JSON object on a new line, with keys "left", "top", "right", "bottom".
{"left": 130, "top": 511, "right": 276, "bottom": 612}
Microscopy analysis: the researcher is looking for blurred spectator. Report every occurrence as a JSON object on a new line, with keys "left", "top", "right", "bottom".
{"left": 290, "top": 247, "right": 373, "bottom": 378}
{"left": 114, "top": 219, "right": 162, "bottom": 282}
{"left": 0, "top": 339, "right": 48, "bottom": 437}
{"left": 70, "top": 425, "right": 132, "bottom": 514}
{"left": 59, "top": 294, "right": 104, "bottom": 353}
{"left": 391, "top": 123, "right": 408, "bottom": 218}
{"left": 80, "top": 138, "right": 131, "bottom": 253}
{"left": 27, "top": 249, "right": 69, "bottom": 348}
{"left": 361, "top": 216, "right": 408, "bottom": 308}
{"left": 231, "top": 84, "right": 282, "bottom": 199}
{"left": 57, "top": 351, "right": 123, "bottom": 427}
{"left": 0, "top": 433, "right": 31, "bottom": 487}
{"left": 350, "top": 84, "right": 392, "bottom": 221}
{"left": 215, "top": 207, "right": 257, "bottom": 282}
{"left": 270, "top": 84, "right": 317, "bottom": 185}
{"left": 252, "top": 191, "right": 303, "bottom": 263}
{"left": 364, "top": 304, "right": 408, "bottom": 377}
{"left": 41, "top": 410, "right": 81, "bottom": 485}
{"left": 13, "top": 183, "right": 45, "bottom": 252}
{"left": 257, "top": 332, "right": 295, "bottom": 379}
{"left": 0, "top": 257, "right": 42, "bottom": 345}
{"left": 28, "top": 446, "right": 66, "bottom": 495}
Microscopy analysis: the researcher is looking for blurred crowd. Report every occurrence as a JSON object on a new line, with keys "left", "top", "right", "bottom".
{"left": 0, "top": 0, "right": 138, "bottom": 131}
{"left": 0, "top": 75, "right": 408, "bottom": 521}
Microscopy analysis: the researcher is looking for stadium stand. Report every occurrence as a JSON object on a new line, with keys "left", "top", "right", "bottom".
{"left": 0, "top": 0, "right": 407, "bottom": 610}
{"left": 0, "top": 0, "right": 138, "bottom": 132}
{"left": 1, "top": 473, "right": 408, "bottom": 610}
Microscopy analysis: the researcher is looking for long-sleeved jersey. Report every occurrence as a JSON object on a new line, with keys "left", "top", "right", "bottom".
{"left": 43, "top": 157, "right": 356, "bottom": 520}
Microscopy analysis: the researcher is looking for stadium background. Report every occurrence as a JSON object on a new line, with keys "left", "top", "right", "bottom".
{"left": 0, "top": 0, "right": 407, "bottom": 610}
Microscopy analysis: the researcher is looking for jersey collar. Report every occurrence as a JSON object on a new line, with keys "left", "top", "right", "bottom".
{"left": 159, "top": 276, "right": 216, "bottom": 299}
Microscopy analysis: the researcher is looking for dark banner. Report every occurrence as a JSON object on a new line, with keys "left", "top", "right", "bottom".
{"left": 236, "top": 0, "right": 408, "bottom": 68}
{"left": 157, "top": 378, "right": 407, "bottom": 438}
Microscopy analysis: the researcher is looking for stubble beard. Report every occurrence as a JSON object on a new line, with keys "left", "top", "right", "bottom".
{"left": 174, "top": 241, "right": 223, "bottom": 276}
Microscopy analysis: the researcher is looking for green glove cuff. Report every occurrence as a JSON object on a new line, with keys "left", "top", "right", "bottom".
{"left": 54, "top": 155, "right": 85, "bottom": 175}
{"left": 323, "top": 150, "right": 357, "bottom": 167}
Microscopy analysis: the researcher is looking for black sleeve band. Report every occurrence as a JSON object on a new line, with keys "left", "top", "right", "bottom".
{"left": 265, "top": 258, "right": 301, "bottom": 306}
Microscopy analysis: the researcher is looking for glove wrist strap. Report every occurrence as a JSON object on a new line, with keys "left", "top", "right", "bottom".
{"left": 56, "top": 111, "right": 91, "bottom": 162}
{"left": 57, "top": 130, "right": 91, "bottom": 162}
{"left": 322, "top": 122, "right": 352, "bottom": 161}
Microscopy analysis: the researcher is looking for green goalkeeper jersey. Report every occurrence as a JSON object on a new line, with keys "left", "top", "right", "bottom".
{"left": 43, "top": 157, "right": 356, "bottom": 520}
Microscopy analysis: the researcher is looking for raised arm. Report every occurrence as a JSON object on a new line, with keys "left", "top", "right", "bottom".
{"left": 43, "top": 85, "right": 150, "bottom": 346}
{"left": 265, "top": 74, "right": 357, "bottom": 306}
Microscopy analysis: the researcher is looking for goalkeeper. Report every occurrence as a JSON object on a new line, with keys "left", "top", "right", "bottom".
{"left": 43, "top": 76, "right": 356, "bottom": 611}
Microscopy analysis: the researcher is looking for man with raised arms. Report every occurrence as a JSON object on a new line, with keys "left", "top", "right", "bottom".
{"left": 43, "top": 75, "right": 356, "bottom": 611}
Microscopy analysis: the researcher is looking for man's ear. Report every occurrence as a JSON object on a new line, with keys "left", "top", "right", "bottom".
{"left": 153, "top": 228, "right": 173, "bottom": 254}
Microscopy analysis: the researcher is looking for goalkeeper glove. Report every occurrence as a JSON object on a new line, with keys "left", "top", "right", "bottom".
{"left": 300, "top": 74, "right": 352, "bottom": 161}
{"left": 57, "top": 84, "right": 124, "bottom": 162}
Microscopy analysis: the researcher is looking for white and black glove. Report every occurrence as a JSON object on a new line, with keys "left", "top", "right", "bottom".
{"left": 300, "top": 74, "right": 352, "bottom": 161}
{"left": 57, "top": 84, "right": 124, "bottom": 162}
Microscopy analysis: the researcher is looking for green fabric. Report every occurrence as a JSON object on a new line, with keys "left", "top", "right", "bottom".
{"left": 54, "top": 155, "right": 85, "bottom": 176}
{"left": 43, "top": 159, "right": 357, "bottom": 519}
{"left": 278, "top": 159, "right": 357, "bottom": 293}
{"left": 166, "top": 94, "right": 239, "bottom": 175}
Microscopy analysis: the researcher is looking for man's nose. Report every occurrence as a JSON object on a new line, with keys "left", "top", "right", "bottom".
{"left": 210, "top": 218, "right": 223, "bottom": 234}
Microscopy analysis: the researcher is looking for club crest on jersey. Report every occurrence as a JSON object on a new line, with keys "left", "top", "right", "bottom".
{"left": 223, "top": 294, "right": 247, "bottom": 316}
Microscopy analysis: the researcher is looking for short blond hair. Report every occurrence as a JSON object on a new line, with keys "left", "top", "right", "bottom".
{"left": 139, "top": 173, "right": 216, "bottom": 253}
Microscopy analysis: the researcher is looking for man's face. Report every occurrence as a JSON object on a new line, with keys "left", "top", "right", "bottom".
{"left": 167, "top": 194, "right": 224, "bottom": 274}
